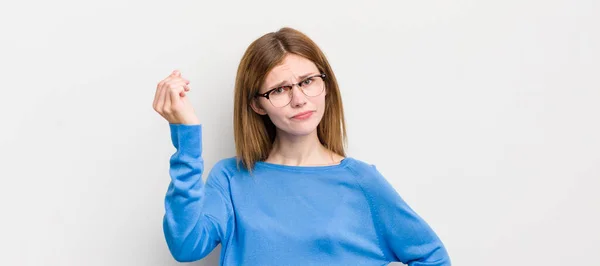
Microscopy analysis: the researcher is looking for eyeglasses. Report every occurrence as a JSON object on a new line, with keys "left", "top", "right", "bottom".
{"left": 255, "top": 73, "right": 327, "bottom": 108}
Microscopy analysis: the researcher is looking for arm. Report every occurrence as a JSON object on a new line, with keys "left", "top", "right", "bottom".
{"left": 359, "top": 165, "right": 451, "bottom": 266}
{"left": 163, "top": 124, "right": 233, "bottom": 262}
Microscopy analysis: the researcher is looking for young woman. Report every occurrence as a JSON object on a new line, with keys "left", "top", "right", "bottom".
{"left": 153, "top": 27, "right": 451, "bottom": 266}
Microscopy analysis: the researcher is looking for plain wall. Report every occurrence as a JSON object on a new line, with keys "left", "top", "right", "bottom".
{"left": 0, "top": 0, "right": 598, "bottom": 265}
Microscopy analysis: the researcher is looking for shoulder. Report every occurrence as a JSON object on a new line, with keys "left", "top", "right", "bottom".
{"left": 344, "top": 157, "right": 397, "bottom": 192}
{"left": 210, "top": 156, "right": 242, "bottom": 175}
{"left": 344, "top": 157, "right": 382, "bottom": 178}
{"left": 205, "top": 156, "right": 244, "bottom": 186}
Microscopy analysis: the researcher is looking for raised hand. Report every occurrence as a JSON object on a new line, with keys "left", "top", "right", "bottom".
{"left": 153, "top": 70, "right": 200, "bottom": 125}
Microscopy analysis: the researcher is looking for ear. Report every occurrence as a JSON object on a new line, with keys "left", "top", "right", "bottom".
{"left": 250, "top": 98, "right": 268, "bottom": 115}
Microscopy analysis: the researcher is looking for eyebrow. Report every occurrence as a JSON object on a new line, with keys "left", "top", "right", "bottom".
{"left": 267, "top": 72, "right": 317, "bottom": 89}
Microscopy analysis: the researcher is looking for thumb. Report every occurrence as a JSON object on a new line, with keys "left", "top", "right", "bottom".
{"left": 170, "top": 86, "right": 183, "bottom": 107}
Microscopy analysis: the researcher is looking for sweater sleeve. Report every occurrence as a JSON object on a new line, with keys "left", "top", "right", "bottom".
{"left": 162, "top": 124, "right": 233, "bottom": 262}
{"left": 357, "top": 164, "right": 451, "bottom": 266}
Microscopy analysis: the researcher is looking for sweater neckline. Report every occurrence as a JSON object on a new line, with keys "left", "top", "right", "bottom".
{"left": 255, "top": 157, "right": 352, "bottom": 172}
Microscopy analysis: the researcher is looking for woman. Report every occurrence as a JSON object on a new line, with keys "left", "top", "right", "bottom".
{"left": 153, "top": 27, "right": 451, "bottom": 265}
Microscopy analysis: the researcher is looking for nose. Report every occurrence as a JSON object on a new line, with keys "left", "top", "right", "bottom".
{"left": 289, "top": 85, "right": 307, "bottom": 108}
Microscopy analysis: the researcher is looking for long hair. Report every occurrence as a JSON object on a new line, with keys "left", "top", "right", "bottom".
{"left": 233, "top": 27, "right": 347, "bottom": 172}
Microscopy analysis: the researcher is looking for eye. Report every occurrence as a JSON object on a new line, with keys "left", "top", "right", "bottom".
{"left": 301, "top": 78, "right": 313, "bottom": 86}
{"left": 270, "top": 86, "right": 289, "bottom": 95}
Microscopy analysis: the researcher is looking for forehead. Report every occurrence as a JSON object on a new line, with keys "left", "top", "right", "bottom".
{"left": 264, "top": 54, "right": 318, "bottom": 87}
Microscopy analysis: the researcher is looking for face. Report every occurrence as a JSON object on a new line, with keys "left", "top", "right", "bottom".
{"left": 251, "top": 53, "right": 327, "bottom": 137}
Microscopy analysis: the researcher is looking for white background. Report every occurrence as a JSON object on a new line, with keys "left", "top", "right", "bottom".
{"left": 0, "top": 0, "right": 598, "bottom": 265}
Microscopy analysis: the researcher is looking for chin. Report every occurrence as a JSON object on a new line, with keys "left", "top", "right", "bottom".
{"left": 278, "top": 118, "right": 321, "bottom": 137}
{"left": 288, "top": 126, "right": 318, "bottom": 137}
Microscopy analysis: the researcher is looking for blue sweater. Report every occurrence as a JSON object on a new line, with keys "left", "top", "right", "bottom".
{"left": 163, "top": 124, "right": 451, "bottom": 265}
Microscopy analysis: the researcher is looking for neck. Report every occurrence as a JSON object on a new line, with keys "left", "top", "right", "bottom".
{"left": 267, "top": 129, "right": 337, "bottom": 166}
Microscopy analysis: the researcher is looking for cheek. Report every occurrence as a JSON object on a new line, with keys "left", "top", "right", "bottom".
{"left": 265, "top": 108, "right": 287, "bottom": 124}
{"left": 317, "top": 95, "right": 327, "bottom": 110}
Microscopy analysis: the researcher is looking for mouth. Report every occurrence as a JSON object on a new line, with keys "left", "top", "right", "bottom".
{"left": 291, "top": 111, "right": 315, "bottom": 120}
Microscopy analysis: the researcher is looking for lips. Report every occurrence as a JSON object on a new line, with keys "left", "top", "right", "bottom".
{"left": 292, "top": 111, "right": 315, "bottom": 119}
